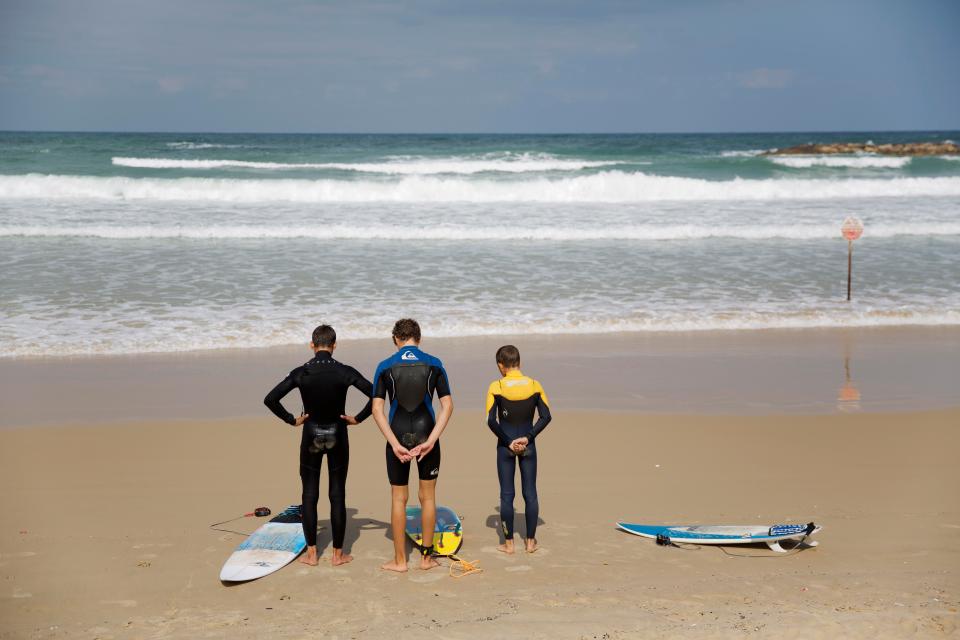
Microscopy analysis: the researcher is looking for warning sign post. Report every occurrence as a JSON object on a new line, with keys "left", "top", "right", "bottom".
{"left": 841, "top": 216, "right": 864, "bottom": 301}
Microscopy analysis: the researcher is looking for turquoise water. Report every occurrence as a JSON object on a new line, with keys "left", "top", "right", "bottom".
{"left": 1, "top": 131, "right": 958, "bottom": 356}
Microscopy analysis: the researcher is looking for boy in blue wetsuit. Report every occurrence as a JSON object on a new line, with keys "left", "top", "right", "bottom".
{"left": 485, "top": 344, "right": 551, "bottom": 554}
{"left": 371, "top": 319, "right": 454, "bottom": 572}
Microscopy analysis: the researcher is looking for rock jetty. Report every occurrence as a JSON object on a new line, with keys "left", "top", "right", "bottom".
{"left": 764, "top": 142, "right": 959, "bottom": 156}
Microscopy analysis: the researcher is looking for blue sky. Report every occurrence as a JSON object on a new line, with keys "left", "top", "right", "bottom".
{"left": 1, "top": 0, "right": 957, "bottom": 133}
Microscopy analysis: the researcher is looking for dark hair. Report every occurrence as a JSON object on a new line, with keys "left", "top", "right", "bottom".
{"left": 392, "top": 318, "right": 421, "bottom": 343}
{"left": 495, "top": 344, "right": 521, "bottom": 368}
{"left": 311, "top": 324, "right": 337, "bottom": 348}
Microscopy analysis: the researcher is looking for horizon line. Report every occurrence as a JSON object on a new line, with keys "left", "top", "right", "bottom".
{"left": 2, "top": 128, "right": 958, "bottom": 136}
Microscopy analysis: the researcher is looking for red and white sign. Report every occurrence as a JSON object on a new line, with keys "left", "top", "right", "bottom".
{"left": 841, "top": 216, "right": 864, "bottom": 241}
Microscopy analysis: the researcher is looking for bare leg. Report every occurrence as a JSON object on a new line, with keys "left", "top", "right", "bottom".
{"left": 331, "top": 548, "right": 353, "bottom": 566}
{"left": 418, "top": 479, "right": 440, "bottom": 570}
{"left": 381, "top": 485, "right": 409, "bottom": 573}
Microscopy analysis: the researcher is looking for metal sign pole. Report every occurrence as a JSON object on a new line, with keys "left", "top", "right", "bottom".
{"left": 841, "top": 216, "right": 863, "bottom": 301}
{"left": 847, "top": 239, "right": 853, "bottom": 301}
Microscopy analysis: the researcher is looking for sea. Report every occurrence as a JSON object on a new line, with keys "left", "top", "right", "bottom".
{"left": 1, "top": 131, "right": 958, "bottom": 357}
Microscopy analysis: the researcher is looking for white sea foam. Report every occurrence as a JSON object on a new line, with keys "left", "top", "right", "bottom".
{"left": 720, "top": 150, "right": 765, "bottom": 157}
{"left": 165, "top": 142, "right": 244, "bottom": 150}
{"left": 4, "top": 307, "right": 960, "bottom": 357}
{"left": 768, "top": 156, "right": 911, "bottom": 169}
{"left": 4, "top": 172, "right": 960, "bottom": 203}
{"left": 112, "top": 155, "right": 622, "bottom": 174}
{"left": 4, "top": 222, "right": 959, "bottom": 241}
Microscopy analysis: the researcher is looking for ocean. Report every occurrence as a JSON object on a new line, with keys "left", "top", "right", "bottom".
{"left": 1, "top": 131, "right": 958, "bottom": 357}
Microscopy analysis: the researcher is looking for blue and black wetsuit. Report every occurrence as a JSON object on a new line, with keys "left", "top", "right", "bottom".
{"left": 264, "top": 350, "right": 372, "bottom": 549}
{"left": 486, "top": 370, "right": 551, "bottom": 540}
{"left": 372, "top": 345, "right": 451, "bottom": 485}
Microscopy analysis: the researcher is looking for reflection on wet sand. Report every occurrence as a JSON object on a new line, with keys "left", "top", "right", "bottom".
{"left": 837, "top": 352, "right": 861, "bottom": 412}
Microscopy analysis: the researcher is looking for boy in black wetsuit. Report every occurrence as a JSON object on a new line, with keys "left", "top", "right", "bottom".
{"left": 371, "top": 319, "right": 454, "bottom": 572}
{"left": 264, "top": 324, "right": 372, "bottom": 567}
{"left": 485, "top": 345, "right": 551, "bottom": 554}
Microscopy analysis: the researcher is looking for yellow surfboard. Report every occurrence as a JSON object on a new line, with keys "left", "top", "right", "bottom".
{"left": 404, "top": 505, "right": 463, "bottom": 556}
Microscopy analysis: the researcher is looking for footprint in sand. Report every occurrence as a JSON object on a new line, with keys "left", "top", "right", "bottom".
{"left": 408, "top": 571, "right": 446, "bottom": 583}
{"left": 132, "top": 543, "right": 173, "bottom": 549}
{"left": 366, "top": 600, "right": 387, "bottom": 619}
{"left": 100, "top": 599, "right": 137, "bottom": 607}
{"left": 505, "top": 565, "right": 532, "bottom": 572}
{"left": 12, "top": 588, "right": 32, "bottom": 599}
{"left": 1, "top": 551, "right": 38, "bottom": 559}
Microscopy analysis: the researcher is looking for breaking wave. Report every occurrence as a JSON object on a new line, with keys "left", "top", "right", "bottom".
{"left": 112, "top": 154, "right": 623, "bottom": 174}
{"left": 768, "top": 156, "right": 912, "bottom": 169}
{"left": 4, "top": 172, "right": 960, "bottom": 203}
{"left": 4, "top": 222, "right": 959, "bottom": 241}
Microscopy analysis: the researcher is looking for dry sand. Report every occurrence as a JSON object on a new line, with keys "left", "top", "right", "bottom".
{"left": 1, "top": 408, "right": 958, "bottom": 639}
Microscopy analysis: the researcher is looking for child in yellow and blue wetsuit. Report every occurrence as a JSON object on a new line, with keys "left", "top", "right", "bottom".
{"left": 485, "top": 344, "right": 551, "bottom": 554}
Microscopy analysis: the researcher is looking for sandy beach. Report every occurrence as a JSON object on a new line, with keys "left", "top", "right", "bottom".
{"left": 1, "top": 331, "right": 958, "bottom": 639}
{"left": 3, "top": 1, "right": 959, "bottom": 637}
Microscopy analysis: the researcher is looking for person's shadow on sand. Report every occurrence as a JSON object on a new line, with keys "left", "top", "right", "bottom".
{"left": 486, "top": 507, "right": 546, "bottom": 543}
{"left": 315, "top": 508, "right": 390, "bottom": 556}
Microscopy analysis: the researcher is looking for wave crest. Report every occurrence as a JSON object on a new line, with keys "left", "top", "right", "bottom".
{"left": 112, "top": 154, "right": 623, "bottom": 174}
{"left": 769, "top": 156, "right": 912, "bottom": 169}
{"left": 4, "top": 222, "right": 959, "bottom": 241}
{"left": 3, "top": 172, "right": 960, "bottom": 203}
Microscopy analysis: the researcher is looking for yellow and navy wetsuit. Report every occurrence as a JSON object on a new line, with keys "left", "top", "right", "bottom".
{"left": 485, "top": 370, "right": 551, "bottom": 539}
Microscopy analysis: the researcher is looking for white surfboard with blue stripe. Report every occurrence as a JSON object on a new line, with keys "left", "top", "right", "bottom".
{"left": 617, "top": 522, "right": 819, "bottom": 552}
{"left": 220, "top": 505, "right": 306, "bottom": 582}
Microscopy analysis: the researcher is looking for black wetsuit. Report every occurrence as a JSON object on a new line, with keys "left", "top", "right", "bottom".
{"left": 372, "top": 346, "right": 451, "bottom": 485}
{"left": 486, "top": 371, "right": 551, "bottom": 539}
{"left": 264, "top": 350, "right": 372, "bottom": 548}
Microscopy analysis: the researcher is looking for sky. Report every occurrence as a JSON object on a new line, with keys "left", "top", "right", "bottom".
{"left": 0, "top": 0, "right": 958, "bottom": 133}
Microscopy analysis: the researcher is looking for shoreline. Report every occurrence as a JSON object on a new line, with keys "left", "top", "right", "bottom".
{"left": 2, "top": 325, "right": 958, "bottom": 428}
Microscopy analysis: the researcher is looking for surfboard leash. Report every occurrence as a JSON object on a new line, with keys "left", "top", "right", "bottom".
{"left": 208, "top": 507, "right": 273, "bottom": 536}
{"left": 443, "top": 554, "right": 483, "bottom": 578}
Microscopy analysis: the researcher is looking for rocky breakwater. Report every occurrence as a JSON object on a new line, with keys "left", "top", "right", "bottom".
{"left": 764, "top": 141, "right": 960, "bottom": 156}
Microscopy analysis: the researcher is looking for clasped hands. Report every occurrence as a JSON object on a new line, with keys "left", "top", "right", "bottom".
{"left": 509, "top": 436, "right": 529, "bottom": 454}
{"left": 391, "top": 437, "right": 436, "bottom": 463}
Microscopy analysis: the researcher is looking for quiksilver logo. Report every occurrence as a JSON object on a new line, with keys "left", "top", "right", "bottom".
{"left": 401, "top": 351, "right": 418, "bottom": 361}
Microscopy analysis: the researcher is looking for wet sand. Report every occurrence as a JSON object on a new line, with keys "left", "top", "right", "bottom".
{"left": 2, "top": 326, "right": 959, "bottom": 427}
{"left": 1, "top": 407, "right": 958, "bottom": 638}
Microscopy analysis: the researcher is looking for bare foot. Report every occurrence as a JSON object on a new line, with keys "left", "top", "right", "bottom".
{"left": 380, "top": 560, "right": 408, "bottom": 573}
{"left": 420, "top": 555, "right": 440, "bottom": 571}
{"left": 497, "top": 540, "right": 515, "bottom": 554}
{"left": 525, "top": 538, "right": 538, "bottom": 554}
{"left": 331, "top": 550, "right": 353, "bottom": 566}
{"left": 299, "top": 546, "right": 319, "bottom": 566}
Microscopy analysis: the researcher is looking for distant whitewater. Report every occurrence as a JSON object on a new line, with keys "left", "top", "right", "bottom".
{"left": 1, "top": 130, "right": 958, "bottom": 356}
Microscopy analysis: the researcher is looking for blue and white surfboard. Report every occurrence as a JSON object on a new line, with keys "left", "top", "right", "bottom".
{"left": 617, "top": 522, "right": 819, "bottom": 552}
{"left": 220, "top": 505, "right": 306, "bottom": 582}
